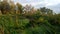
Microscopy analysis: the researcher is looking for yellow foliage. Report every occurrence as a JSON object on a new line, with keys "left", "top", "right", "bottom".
{"left": 38, "top": 17, "right": 44, "bottom": 22}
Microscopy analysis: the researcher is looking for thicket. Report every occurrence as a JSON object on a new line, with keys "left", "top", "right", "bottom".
{"left": 0, "top": 0, "right": 60, "bottom": 34}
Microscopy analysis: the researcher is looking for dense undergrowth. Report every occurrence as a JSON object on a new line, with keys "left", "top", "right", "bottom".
{"left": 0, "top": 14, "right": 60, "bottom": 34}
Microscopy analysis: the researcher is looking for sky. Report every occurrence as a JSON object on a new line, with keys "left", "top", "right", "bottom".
{"left": 13, "top": 0, "right": 60, "bottom": 13}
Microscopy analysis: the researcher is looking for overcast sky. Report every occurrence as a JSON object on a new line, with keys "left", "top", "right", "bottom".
{"left": 14, "top": 0, "right": 60, "bottom": 13}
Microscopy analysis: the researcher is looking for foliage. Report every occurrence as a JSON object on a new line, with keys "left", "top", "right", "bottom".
{"left": 0, "top": 0, "right": 60, "bottom": 34}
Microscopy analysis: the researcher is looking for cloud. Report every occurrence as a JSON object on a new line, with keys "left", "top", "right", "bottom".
{"left": 44, "top": 0, "right": 60, "bottom": 7}
{"left": 45, "top": 0, "right": 60, "bottom": 13}
{"left": 14, "top": 0, "right": 60, "bottom": 6}
{"left": 47, "top": 4, "right": 60, "bottom": 13}
{"left": 14, "top": 0, "right": 44, "bottom": 6}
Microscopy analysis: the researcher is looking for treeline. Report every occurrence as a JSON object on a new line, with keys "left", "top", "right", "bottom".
{"left": 0, "top": 0, "right": 60, "bottom": 34}
{"left": 0, "top": 0, "right": 54, "bottom": 15}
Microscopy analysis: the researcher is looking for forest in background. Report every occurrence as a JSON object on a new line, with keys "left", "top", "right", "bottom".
{"left": 0, "top": 0, "right": 60, "bottom": 34}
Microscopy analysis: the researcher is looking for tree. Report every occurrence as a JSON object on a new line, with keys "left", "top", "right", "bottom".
{"left": 0, "top": 1, "right": 10, "bottom": 14}
{"left": 40, "top": 7, "right": 47, "bottom": 14}
{"left": 23, "top": 5, "right": 32, "bottom": 14}
{"left": 23, "top": 5, "right": 37, "bottom": 15}
{"left": 9, "top": 0, "right": 16, "bottom": 14}
{"left": 16, "top": 3, "right": 23, "bottom": 14}
{"left": 40, "top": 7, "right": 53, "bottom": 15}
